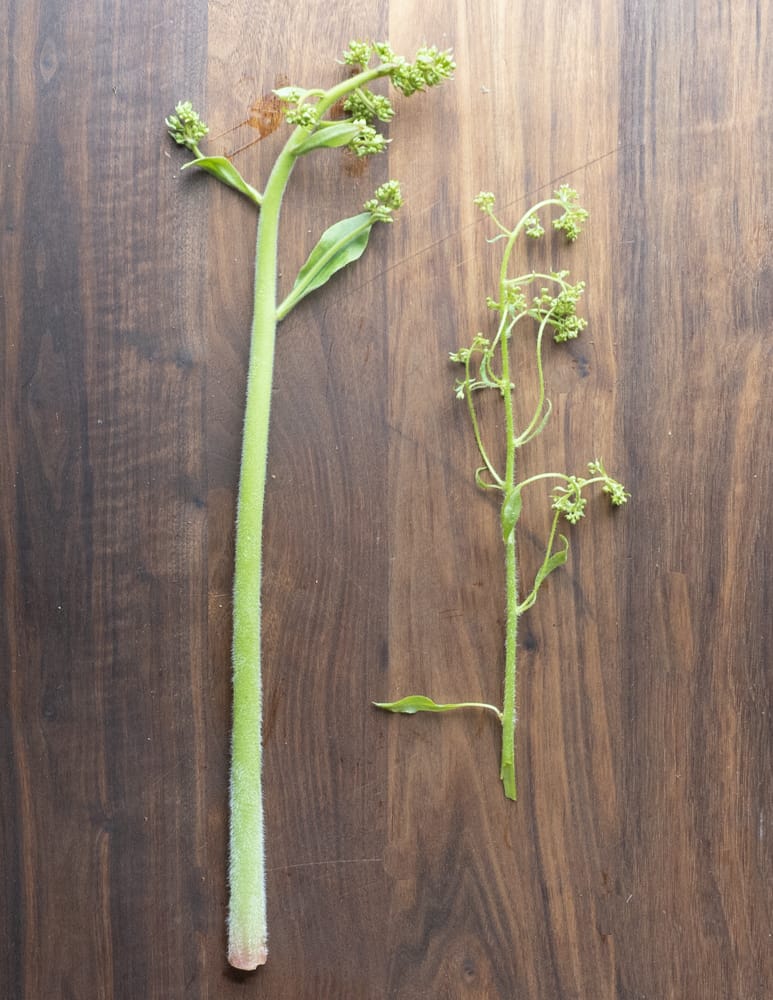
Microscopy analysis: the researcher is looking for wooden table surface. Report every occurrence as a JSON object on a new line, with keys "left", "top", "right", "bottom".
{"left": 2, "top": 1, "right": 770, "bottom": 997}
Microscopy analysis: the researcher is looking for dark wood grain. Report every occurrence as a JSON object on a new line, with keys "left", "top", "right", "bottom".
{"left": 1, "top": 0, "right": 770, "bottom": 997}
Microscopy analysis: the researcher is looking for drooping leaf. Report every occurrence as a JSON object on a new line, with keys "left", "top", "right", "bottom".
{"left": 182, "top": 156, "right": 261, "bottom": 206}
{"left": 293, "top": 121, "right": 362, "bottom": 155}
{"left": 475, "top": 465, "right": 503, "bottom": 491}
{"left": 279, "top": 213, "right": 373, "bottom": 316}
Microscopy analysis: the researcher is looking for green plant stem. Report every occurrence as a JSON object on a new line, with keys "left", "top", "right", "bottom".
{"left": 376, "top": 186, "right": 623, "bottom": 803}
{"left": 497, "top": 230, "right": 521, "bottom": 801}
{"left": 493, "top": 211, "right": 567, "bottom": 798}
{"left": 500, "top": 527, "right": 519, "bottom": 799}
{"left": 169, "top": 42, "right": 456, "bottom": 972}
{"left": 227, "top": 136, "right": 298, "bottom": 972}
{"left": 516, "top": 470, "right": 605, "bottom": 492}
{"left": 227, "top": 59, "right": 414, "bottom": 972}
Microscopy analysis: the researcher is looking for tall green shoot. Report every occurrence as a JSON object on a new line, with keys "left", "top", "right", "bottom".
{"left": 167, "top": 41, "right": 454, "bottom": 970}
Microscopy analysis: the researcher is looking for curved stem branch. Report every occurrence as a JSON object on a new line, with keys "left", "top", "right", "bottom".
{"left": 464, "top": 345, "right": 504, "bottom": 488}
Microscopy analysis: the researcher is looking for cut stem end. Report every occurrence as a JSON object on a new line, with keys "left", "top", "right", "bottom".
{"left": 228, "top": 942, "right": 268, "bottom": 970}
{"left": 500, "top": 761, "right": 517, "bottom": 801}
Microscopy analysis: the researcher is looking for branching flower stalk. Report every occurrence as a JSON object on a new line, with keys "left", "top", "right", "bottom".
{"left": 166, "top": 41, "right": 454, "bottom": 971}
{"left": 376, "top": 188, "right": 628, "bottom": 801}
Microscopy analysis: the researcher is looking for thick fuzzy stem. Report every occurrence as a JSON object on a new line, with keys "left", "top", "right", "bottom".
{"left": 226, "top": 61, "right": 404, "bottom": 971}
{"left": 227, "top": 144, "right": 296, "bottom": 971}
{"left": 223, "top": 52, "right": 454, "bottom": 966}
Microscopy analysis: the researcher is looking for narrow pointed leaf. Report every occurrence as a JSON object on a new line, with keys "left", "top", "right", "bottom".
{"left": 374, "top": 695, "right": 500, "bottom": 717}
{"left": 293, "top": 122, "right": 362, "bottom": 155}
{"left": 282, "top": 213, "right": 373, "bottom": 314}
{"left": 533, "top": 534, "right": 569, "bottom": 589}
{"left": 182, "top": 156, "right": 261, "bottom": 205}
{"left": 374, "top": 695, "right": 452, "bottom": 714}
{"left": 518, "top": 534, "right": 569, "bottom": 613}
{"left": 515, "top": 397, "right": 553, "bottom": 447}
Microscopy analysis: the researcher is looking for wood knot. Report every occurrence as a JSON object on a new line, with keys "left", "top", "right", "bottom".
{"left": 39, "top": 38, "right": 59, "bottom": 84}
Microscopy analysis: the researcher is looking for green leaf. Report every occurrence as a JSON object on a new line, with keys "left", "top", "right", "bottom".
{"left": 182, "top": 156, "right": 261, "bottom": 206}
{"left": 501, "top": 489, "right": 522, "bottom": 542}
{"left": 374, "top": 695, "right": 499, "bottom": 717}
{"left": 374, "top": 695, "right": 451, "bottom": 714}
{"left": 515, "top": 398, "right": 553, "bottom": 447}
{"left": 533, "top": 535, "right": 568, "bottom": 588}
{"left": 518, "top": 534, "right": 569, "bottom": 613}
{"left": 273, "top": 86, "right": 305, "bottom": 100}
{"left": 293, "top": 122, "right": 362, "bottom": 155}
{"left": 279, "top": 213, "right": 373, "bottom": 317}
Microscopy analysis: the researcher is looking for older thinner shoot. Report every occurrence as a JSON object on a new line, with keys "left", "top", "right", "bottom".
{"left": 376, "top": 188, "right": 628, "bottom": 800}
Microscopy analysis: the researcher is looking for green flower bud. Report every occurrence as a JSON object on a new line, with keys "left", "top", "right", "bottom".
{"left": 390, "top": 46, "right": 455, "bottom": 96}
{"left": 166, "top": 101, "right": 209, "bottom": 151}
{"left": 348, "top": 120, "right": 388, "bottom": 157}
{"left": 525, "top": 214, "right": 545, "bottom": 239}
{"left": 285, "top": 104, "right": 321, "bottom": 130}
{"left": 342, "top": 41, "right": 372, "bottom": 68}
{"left": 552, "top": 185, "right": 589, "bottom": 242}
{"left": 474, "top": 191, "right": 496, "bottom": 214}
{"left": 344, "top": 88, "right": 395, "bottom": 123}
{"left": 364, "top": 180, "right": 403, "bottom": 222}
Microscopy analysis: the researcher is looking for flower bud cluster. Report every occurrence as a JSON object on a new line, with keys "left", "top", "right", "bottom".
{"left": 348, "top": 120, "right": 388, "bottom": 157}
{"left": 364, "top": 180, "right": 403, "bottom": 222}
{"left": 588, "top": 460, "right": 630, "bottom": 507}
{"left": 551, "top": 477, "right": 587, "bottom": 524}
{"left": 552, "top": 185, "right": 589, "bottom": 242}
{"left": 525, "top": 214, "right": 545, "bottom": 239}
{"left": 341, "top": 41, "right": 374, "bottom": 68}
{"left": 552, "top": 462, "right": 630, "bottom": 524}
{"left": 285, "top": 104, "right": 321, "bottom": 131}
{"left": 532, "top": 277, "right": 588, "bottom": 343}
{"left": 165, "top": 101, "right": 209, "bottom": 151}
{"left": 340, "top": 40, "right": 455, "bottom": 96}
{"left": 344, "top": 88, "right": 394, "bottom": 123}
{"left": 391, "top": 46, "right": 456, "bottom": 96}
{"left": 474, "top": 191, "right": 496, "bottom": 215}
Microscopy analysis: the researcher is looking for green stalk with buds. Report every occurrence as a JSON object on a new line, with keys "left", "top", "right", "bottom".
{"left": 167, "top": 41, "right": 454, "bottom": 970}
{"left": 376, "top": 188, "right": 629, "bottom": 801}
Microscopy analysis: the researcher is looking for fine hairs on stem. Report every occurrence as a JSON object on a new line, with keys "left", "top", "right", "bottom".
{"left": 375, "top": 187, "right": 629, "bottom": 800}
{"left": 167, "top": 41, "right": 454, "bottom": 969}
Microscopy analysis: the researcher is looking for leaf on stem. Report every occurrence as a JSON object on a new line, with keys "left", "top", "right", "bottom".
{"left": 182, "top": 155, "right": 262, "bottom": 205}
{"left": 374, "top": 695, "right": 501, "bottom": 719}
{"left": 515, "top": 398, "right": 553, "bottom": 447}
{"left": 475, "top": 465, "right": 503, "bottom": 491}
{"left": 283, "top": 212, "right": 373, "bottom": 312}
{"left": 518, "top": 534, "right": 569, "bottom": 613}
{"left": 501, "top": 489, "right": 522, "bottom": 542}
{"left": 293, "top": 122, "right": 363, "bottom": 155}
